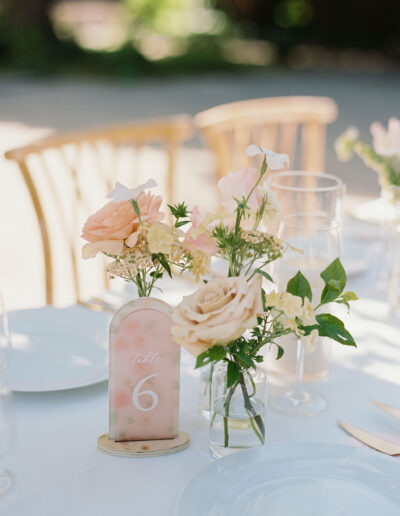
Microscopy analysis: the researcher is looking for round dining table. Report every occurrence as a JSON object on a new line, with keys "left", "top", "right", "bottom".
{"left": 1, "top": 246, "right": 399, "bottom": 516}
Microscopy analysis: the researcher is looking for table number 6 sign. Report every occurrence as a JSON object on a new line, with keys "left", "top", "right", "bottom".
{"left": 109, "top": 298, "right": 180, "bottom": 442}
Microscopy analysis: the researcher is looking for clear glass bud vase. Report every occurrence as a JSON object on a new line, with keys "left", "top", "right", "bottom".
{"left": 209, "top": 362, "right": 267, "bottom": 459}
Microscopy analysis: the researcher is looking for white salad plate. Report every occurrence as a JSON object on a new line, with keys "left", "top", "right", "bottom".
{"left": 5, "top": 305, "right": 110, "bottom": 392}
{"left": 176, "top": 444, "right": 400, "bottom": 516}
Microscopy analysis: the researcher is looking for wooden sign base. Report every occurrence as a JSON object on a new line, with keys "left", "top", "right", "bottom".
{"left": 97, "top": 431, "right": 190, "bottom": 458}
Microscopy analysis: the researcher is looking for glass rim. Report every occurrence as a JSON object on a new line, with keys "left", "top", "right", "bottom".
{"left": 280, "top": 213, "right": 341, "bottom": 232}
{"left": 267, "top": 171, "right": 343, "bottom": 193}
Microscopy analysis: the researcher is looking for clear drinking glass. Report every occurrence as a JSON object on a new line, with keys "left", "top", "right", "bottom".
{"left": 0, "top": 292, "right": 12, "bottom": 494}
{"left": 265, "top": 171, "right": 343, "bottom": 382}
{"left": 266, "top": 171, "right": 344, "bottom": 224}
{"left": 269, "top": 214, "right": 341, "bottom": 417}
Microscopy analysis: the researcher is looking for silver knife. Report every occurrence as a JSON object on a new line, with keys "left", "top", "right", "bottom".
{"left": 370, "top": 399, "right": 400, "bottom": 420}
{"left": 338, "top": 420, "right": 400, "bottom": 456}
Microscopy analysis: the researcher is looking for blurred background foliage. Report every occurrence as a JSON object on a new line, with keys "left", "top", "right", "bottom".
{"left": 0, "top": 0, "right": 399, "bottom": 76}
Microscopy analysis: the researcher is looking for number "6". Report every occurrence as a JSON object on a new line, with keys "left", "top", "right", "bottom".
{"left": 132, "top": 374, "right": 159, "bottom": 412}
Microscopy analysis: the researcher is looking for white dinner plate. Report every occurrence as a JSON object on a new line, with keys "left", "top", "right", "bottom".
{"left": 176, "top": 444, "right": 400, "bottom": 516}
{"left": 5, "top": 305, "right": 110, "bottom": 392}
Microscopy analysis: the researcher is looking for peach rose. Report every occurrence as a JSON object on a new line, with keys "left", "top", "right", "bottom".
{"left": 81, "top": 192, "right": 164, "bottom": 259}
{"left": 171, "top": 275, "right": 262, "bottom": 356}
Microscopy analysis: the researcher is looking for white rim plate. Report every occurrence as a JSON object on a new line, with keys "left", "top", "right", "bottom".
{"left": 176, "top": 444, "right": 400, "bottom": 516}
{"left": 5, "top": 305, "right": 110, "bottom": 392}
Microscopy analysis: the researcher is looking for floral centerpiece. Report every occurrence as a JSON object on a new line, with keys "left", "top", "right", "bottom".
{"left": 335, "top": 117, "right": 400, "bottom": 206}
{"left": 171, "top": 145, "right": 357, "bottom": 457}
{"left": 81, "top": 146, "right": 357, "bottom": 457}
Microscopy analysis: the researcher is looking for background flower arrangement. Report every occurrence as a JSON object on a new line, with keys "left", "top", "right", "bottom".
{"left": 336, "top": 117, "right": 400, "bottom": 205}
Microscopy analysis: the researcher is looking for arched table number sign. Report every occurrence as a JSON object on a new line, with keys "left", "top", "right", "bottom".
{"left": 97, "top": 298, "right": 190, "bottom": 457}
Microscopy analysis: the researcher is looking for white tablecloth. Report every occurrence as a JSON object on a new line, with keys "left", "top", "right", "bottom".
{"left": 1, "top": 268, "right": 400, "bottom": 516}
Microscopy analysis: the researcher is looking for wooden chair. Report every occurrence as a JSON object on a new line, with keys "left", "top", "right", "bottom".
{"left": 5, "top": 115, "right": 193, "bottom": 305}
{"left": 194, "top": 96, "right": 337, "bottom": 179}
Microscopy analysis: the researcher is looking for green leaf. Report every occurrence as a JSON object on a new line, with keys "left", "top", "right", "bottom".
{"left": 320, "top": 280, "right": 342, "bottom": 305}
{"left": 316, "top": 313, "right": 356, "bottom": 347}
{"left": 195, "top": 350, "right": 212, "bottom": 369}
{"left": 131, "top": 199, "right": 142, "bottom": 225}
{"left": 158, "top": 254, "right": 172, "bottom": 278}
{"left": 175, "top": 220, "right": 190, "bottom": 228}
{"left": 335, "top": 291, "right": 359, "bottom": 311}
{"left": 168, "top": 202, "right": 188, "bottom": 218}
{"left": 300, "top": 323, "right": 319, "bottom": 336}
{"left": 341, "top": 291, "right": 359, "bottom": 302}
{"left": 275, "top": 344, "right": 284, "bottom": 360}
{"left": 208, "top": 345, "right": 227, "bottom": 361}
{"left": 261, "top": 288, "right": 267, "bottom": 311}
{"left": 286, "top": 271, "right": 312, "bottom": 302}
{"left": 233, "top": 351, "right": 255, "bottom": 369}
{"left": 255, "top": 269, "right": 273, "bottom": 283}
{"left": 260, "top": 156, "right": 267, "bottom": 176}
{"left": 321, "top": 258, "right": 346, "bottom": 292}
{"left": 168, "top": 204, "right": 178, "bottom": 216}
{"left": 227, "top": 361, "right": 239, "bottom": 388}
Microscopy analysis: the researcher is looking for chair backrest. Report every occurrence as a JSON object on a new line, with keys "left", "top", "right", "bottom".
{"left": 195, "top": 96, "right": 337, "bottom": 179}
{"left": 5, "top": 115, "right": 193, "bottom": 305}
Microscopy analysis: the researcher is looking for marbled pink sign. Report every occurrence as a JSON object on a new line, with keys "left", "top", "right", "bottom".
{"left": 109, "top": 298, "right": 180, "bottom": 442}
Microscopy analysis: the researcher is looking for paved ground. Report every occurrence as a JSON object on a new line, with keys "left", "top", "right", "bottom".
{"left": 1, "top": 68, "right": 399, "bottom": 309}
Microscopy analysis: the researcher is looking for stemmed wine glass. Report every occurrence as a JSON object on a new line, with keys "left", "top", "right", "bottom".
{"left": 0, "top": 291, "right": 13, "bottom": 494}
{"left": 269, "top": 214, "right": 341, "bottom": 417}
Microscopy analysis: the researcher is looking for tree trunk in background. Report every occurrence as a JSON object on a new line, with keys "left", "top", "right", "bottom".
{"left": 0, "top": 0, "right": 56, "bottom": 36}
{"left": 0, "top": 0, "right": 64, "bottom": 67}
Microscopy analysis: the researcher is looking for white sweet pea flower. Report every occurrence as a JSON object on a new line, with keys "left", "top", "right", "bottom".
{"left": 246, "top": 144, "right": 290, "bottom": 170}
{"left": 106, "top": 179, "right": 157, "bottom": 203}
{"left": 370, "top": 117, "right": 400, "bottom": 157}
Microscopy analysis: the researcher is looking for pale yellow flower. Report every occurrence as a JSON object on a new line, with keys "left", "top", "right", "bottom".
{"left": 190, "top": 249, "right": 211, "bottom": 282}
{"left": 266, "top": 290, "right": 316, "bottom": 331}
{"left": 300, "top": 298, "right": 317, "bottom": 325}
{"left": 147, "top": 222, "right": 176, "bottom": 255}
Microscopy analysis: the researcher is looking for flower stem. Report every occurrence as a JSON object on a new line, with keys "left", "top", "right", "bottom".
{"left": 223, "top": 384, "right": 236, "bottom": 448}
{"left": 238, "top": 371, "right": 265, "bottom": 444}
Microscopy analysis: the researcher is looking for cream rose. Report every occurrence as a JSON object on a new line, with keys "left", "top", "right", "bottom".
{"left": 171, "top": 275, "right": 263, "bottom": 357}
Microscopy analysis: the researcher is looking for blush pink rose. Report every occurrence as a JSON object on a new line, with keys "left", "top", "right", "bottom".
{"left": 217, "top": 167, "right": 263, "bottom": 212}
{"left": 185, "top": 205, "right": 218, "bottom": 255}
{"left": 81, "top": 192, "right": 164, "bottom": 259}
